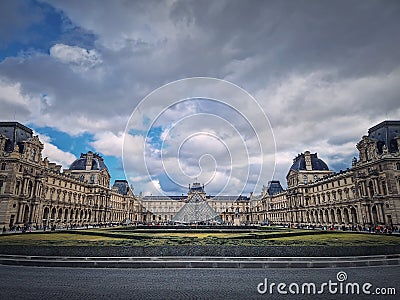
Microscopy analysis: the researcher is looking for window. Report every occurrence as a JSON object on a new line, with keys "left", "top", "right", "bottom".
{"left": 1, "top": 163, "right": 6, "bottom": 170}
{"left": 303, "top": 175, "right": 308, "bottom": 184}
{"left": 31, "top": 149, "right": 36, "bottom": 161}
{"left": 27, "top": 181, "right": 33, "bottom": 198}
{"left": 90, "top": 175, "right": 95, "bottom": 183}
{"left": 15, "top": 181, "right": 20, "bottom": 195}
{"left": 0, "top": 180, "right": 3, "bottom": 193}
{"left": 382, "top": 181, "right": 387, "bottom": 195}
{"left": 397, "top": 163, "right": 400, "bottom": 171}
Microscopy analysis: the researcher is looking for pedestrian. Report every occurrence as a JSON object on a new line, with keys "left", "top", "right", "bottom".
{"left": 2, "top": 226, "right": 6, "bottom": 233}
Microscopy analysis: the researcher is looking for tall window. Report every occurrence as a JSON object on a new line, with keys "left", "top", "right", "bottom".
{"left": 0, "top": 180, "right": 3, "bottom": 193}
{"left": 15, "top": 181, "right": 20, "bottom": 195}
{"left": 1, "top": 163, "right": 6, "bottom": 170}
{"left": 382, "top": 181, "right": 387, "bottom": 195}
{"left": 31, "top": 149, "right": 36, "bottom": 161}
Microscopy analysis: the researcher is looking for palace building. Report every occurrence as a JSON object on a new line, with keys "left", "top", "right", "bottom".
{"left": 1, "top": 120, "right": 399, "bottom": 230}
{"left": 0, "top": 122, "right": 142, "bottom": 229}
{"left": 258, "top": 120, "right": 400, "bottom": 229}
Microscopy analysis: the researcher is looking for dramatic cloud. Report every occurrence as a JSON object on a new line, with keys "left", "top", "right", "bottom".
{"left": 0, "top": 0, "right": 399, "bottom": 194}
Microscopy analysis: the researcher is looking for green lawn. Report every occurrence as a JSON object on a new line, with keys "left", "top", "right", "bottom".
{"left": 0, "top": 228, "right": 399, "bottom": 247}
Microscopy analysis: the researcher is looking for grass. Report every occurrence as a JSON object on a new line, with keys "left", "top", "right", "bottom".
{"left": 0, "top": 228, "right": 399, "bottom": 247}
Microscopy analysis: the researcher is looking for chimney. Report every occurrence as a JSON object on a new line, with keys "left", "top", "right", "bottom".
{"left": 304, "top": 151, "right": 312, "bottom": 171}
{"left": 86, "top": 151, "right": 93, "bottom": 170}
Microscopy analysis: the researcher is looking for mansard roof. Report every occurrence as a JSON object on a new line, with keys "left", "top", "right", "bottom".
{"left": 69, "top": 151, "right": 108, "bottom": 171}
{"left": 290, "top": 152, "right": 329, "bottom": 172}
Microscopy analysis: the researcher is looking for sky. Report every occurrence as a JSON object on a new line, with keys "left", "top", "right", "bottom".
{"left": 0, "top": 0, "right": 399, "bottom": 197}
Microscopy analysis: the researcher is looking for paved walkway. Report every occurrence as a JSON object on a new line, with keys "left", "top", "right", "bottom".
{"left": 0, "top": 254, "right": 399, "bottom": 268}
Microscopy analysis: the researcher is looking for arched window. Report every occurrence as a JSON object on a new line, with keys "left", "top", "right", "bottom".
{"left": 15, "top": 181, "right": 20, "bottom": 195}
{"left": 368, "top": 181, "right": 374, "bottom": 197}
{"left": 31, "top": 149, "right": 36, "bottom": 161}
{"left": 27, "top": 181, "right": 33, "bottom": 198}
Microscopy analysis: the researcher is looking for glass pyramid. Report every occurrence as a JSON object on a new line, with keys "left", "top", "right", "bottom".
{"left": 172, "top": 192, "right": 222, "bottom": 224}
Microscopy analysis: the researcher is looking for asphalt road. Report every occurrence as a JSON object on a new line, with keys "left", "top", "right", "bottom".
{"left": 0, "top": 265, "right": 399, "bottom": 300}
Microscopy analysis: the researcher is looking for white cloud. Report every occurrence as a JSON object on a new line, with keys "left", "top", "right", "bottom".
{"left": 35, "top": 132, "right": 76, "bottom": 169}
{"left": 1, "top": 1, "right": 400, "bottom": 195}
{"left": 90, "top": 131, "right": 124, "bottom": 157}
{"left": 50, "top": 44, "right": 102, "bottom": 71}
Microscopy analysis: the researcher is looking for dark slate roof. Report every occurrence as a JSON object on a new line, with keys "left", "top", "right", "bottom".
{"left": 0, "top": 122, "right": 33, "bottom": 153}
{"left": 368, "top": 120, "right": 400, "bottom": 153}
{"left": 290, "top": 153, "right": 329, "bottom": 171}
{"left": 189, "top": 182, "right": 204, "bottom": 193}
{"left": 266, "top": 180, "right": 284, "bottom": 195}
{"left": 69, "top": 152, "right": 108, "bottom": 171}
{"left": 143, "top": 196, "right": 184, "bottom": 201}
{"left": 112, "top": 180, "right": 130, "bottom": 195}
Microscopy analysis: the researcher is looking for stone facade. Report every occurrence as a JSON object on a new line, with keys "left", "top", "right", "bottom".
{"left": 1, "top": 120, "right": 399, "bottom": 229}
{"left": 259, "top": 121, "right": 400, "bottom": 229}
{"left": 0, "top": 122, "right": 142, "bottom": 229}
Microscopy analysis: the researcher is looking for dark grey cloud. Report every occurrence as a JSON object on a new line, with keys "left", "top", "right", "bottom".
{"left": 0, "top": 0, "right": 44, "bottom": 47}
{"left": 1, "top": 0, "right": 399, "bottom": 193}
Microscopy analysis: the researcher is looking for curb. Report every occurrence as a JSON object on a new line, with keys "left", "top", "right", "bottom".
{"left": 0, "top": 254, "right": 399, "bottom": 269}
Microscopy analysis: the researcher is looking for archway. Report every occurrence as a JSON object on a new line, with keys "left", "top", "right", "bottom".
{"left": 343, "top": 208, "right": 350, "bottom": 224}
{"left": 336, "top": 209, "right": 343, "bottom": 225}
{"left": 57, "top": 208, "right": 63, "bottom": 222}
{"left": 51, "top": 207, "right": 56, "bottom": 221}
{"left": 23, "top": 205, "right": 30, "bottom": 224}
{"left": 324, "top": 210, "right": 329, "bottom": 224}
{"left": 371, "top": 206, "right": 378, "bottom": 225}
{"left": 330, "top": 209, "right": 336, "bottom": 224}
{"left": 350, "top": 207, "right": 358, "bottom": 224}
{"left": 64, "top": 209, "right": 69, "bottom": 222}
{"left": 43, "top": 207, "right": 49, "bottom": 221}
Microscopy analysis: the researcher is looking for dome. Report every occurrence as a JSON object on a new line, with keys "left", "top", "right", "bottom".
{"left": 69, "top": 151, "right": 108, "bottom": 171}
{"left": 290, "top": 152, "right": 329, "bottom": 171}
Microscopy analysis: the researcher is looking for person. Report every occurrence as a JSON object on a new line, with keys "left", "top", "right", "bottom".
{"left": 2, "top": 226, "right": 6, "bottom": 234}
